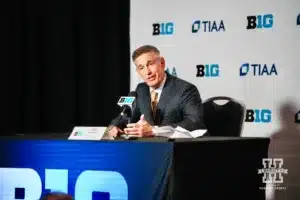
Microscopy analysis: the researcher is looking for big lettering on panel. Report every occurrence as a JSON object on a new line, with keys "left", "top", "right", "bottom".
{"left": 0, "top": 140, "right": 173, "bottom": 200}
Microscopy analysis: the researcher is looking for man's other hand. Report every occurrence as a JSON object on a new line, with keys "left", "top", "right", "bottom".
{"left": 124, "top": 114, "right": 154, "bottom": 137}
{"left": 104, "top": 125, "right": 124, "bottom": 139}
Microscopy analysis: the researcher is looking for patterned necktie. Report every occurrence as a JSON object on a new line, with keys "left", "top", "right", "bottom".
{"left": 150, "top": 90, "right": 158, "bottom": 118}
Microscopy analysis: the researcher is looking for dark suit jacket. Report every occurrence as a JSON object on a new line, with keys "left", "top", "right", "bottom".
{"left": 111, "top": 73, "right": 205, "bottom": 131}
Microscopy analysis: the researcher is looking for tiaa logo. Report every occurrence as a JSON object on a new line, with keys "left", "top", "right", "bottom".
{"left": 192, "top": 20, "right": 225, "bottom": 33}
{"left": 0, "top": 168, "right": 128, "bottom": 200}
{"left": 166, "top": 67, "right": 177, "bottom": 76}
{"left": 240, "top": 63, "right": 278, "bottom": 76}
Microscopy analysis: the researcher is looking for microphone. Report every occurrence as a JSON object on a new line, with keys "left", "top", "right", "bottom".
{"left": 117, "top": 91, "right": 138, "bottom": 119}
{"left": 116, "top": 91, "right": 139, "bottom": 140}
{"left": 106, "top": 91, "right": 138, "bottom": 140}
{"left": 110, "top": 91, "right": 137, "bottom": 128}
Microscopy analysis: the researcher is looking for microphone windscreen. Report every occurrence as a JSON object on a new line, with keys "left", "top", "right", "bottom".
{"left": 128, "top": 91, "right": 138, "bottom": 98}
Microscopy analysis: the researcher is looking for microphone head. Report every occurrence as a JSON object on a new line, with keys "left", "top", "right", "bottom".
{"left": 120, "top": 104, "right": 132, "bottom": 117}
{"left": 116, "top": 91, "right": 138, "bottom": 121}
{"left": 128, "top": 91, "right": 138, "bottom": 98}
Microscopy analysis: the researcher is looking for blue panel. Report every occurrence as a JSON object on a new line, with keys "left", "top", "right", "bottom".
{"left": 0, "top": 139, "right": 173, "bottom": 200}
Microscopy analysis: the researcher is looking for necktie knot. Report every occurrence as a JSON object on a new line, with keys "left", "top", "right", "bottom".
{"left": 151, "top": 90, "right": 158, "bottom": 117}
{"left": 151, "top": 90, "right": 158, "bottom": 101}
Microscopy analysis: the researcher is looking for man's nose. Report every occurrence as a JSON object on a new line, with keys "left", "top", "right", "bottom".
{"left": 145, "top": 67, "right": 151, "bottom": 75}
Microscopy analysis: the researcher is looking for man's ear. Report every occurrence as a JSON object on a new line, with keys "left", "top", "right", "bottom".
{"left": 160, "top": 57, "right": 166, "bottom": 68}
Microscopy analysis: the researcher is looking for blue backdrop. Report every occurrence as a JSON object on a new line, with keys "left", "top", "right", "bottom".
{"left": 0, "top": 139, "right": 173, "bottom": 200}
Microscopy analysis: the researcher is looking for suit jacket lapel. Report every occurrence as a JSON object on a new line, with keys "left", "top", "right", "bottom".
{"left": 155, "top": 74, "right": 173, "bottom": 125}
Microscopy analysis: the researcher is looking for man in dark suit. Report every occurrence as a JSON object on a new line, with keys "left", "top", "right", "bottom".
{"left": 107, "top": 45, "right": 205, "bottom": 138}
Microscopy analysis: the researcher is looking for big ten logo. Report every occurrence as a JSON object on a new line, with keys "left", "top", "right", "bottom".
{"left": 119, "top": 97, "right": 134, "bottom": 104}
{"left": 246, "top": 14, "right": 274, "bottom": 29}
{"left": 74, "top": 131, "right": 84, "bottom": 136}
{"left": 196, "top": 64, "right": 219, "bottom": 77}
{"left": 297, "top": 14, "right": 300, "bottom": 26}
{"left": 166, "top": 67, "right": 177, "bottom": 76}
{"left": 245, "top": 109, "right": 272, "bottom": 123}
{"left": 152, "top": 22, "right": 174, "bottom": 35}
{"left": 239, "top": 63, "right": 277, "bottom": 76}
{"left": 0, "top": 168, "right": 128, "bottom": 200}
{"left": 192, "top": 20, "right": 225, "bottom": 33}
{"left": 295, "top": 110, "right": 300, "bottom": 123}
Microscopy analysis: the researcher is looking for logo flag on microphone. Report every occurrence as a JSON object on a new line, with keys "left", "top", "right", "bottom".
{"left": 117, "top": 97, "right": 135, "bottom": 107}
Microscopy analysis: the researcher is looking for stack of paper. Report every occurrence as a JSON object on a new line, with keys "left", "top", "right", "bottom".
{"left": 153, "top": 126, "right": 207, "bottom": 139}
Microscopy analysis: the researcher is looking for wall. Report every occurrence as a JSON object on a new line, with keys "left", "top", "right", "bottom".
{"left": 130, "top": 0, "right": 300, "bottom": 137}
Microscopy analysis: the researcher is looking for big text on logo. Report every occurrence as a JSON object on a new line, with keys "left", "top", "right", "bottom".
{"left": 192, "top": 20, "right": 225, "bottom": 33}
{"left": 240, "top": 63, "right": 277, "bottom": 76}
{"left": 245, "top": 109, "right": 272, "bottom": 123}
{"left": 118, "top": 97, "right": 134, "bottom": 104}
{"left": 0, "top": 168, "right": 128, "bottom": 200}
{"left": 152, "top": 22, "right": 174, "bottom": 35}
{"left": 196, "top": 64, "right": 219, "bottom": 77}
{"left": 247, "top": 14, "right": 274, "bottom": 29}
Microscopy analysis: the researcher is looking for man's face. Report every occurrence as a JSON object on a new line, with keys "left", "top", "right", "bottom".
{"left": 134, "top": 51, "right": 166, "bottom": 88}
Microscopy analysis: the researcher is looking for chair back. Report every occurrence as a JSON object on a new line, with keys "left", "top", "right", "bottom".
{"left": 203, "top": 96, "right": 246, "bottom": 137}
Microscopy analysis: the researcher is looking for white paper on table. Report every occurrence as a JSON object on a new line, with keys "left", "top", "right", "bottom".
{"left": 171, "top": 127, "right": 193, "bottom": 138}
{"left": 169, "top": 131, "right": 192, "bottom": 138}
{"left": 153, "top": 126, "right": 175, "bottom": 137}
{"left": 189, "top": 129, "right": 208, "bottom": 138}
{"left": 153, "top": 126, "right": 207, "bottom": 139}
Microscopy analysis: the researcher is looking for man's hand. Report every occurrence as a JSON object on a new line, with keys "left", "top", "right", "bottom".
{"left": 103, "top": 125, "right": 124, "bottom": 139}
{"left": 124, "top": 114, "right": 154, "bottom": 137}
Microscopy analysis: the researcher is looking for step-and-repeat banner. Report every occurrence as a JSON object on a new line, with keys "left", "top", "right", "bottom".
{"left": 130, "top": 0, "right": 300, "bottom": 137}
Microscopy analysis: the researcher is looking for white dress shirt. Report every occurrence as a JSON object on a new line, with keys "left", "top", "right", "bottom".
{"left": 149, "top": 74, "right": 167, "bottom": 102}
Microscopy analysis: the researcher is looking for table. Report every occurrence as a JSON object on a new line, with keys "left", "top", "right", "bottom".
{"left": 0, "top": 134, "right": 270, "bottom": 200}
{"left": 170, "top": 137, "right": 270, "bottom": 200}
